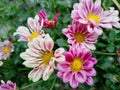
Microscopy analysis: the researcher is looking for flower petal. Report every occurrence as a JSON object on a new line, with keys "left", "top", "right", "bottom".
{"left": 63, "top": 51, "right": 74, "bottom": 62}
{"left": 75, "top": 71, "right": 86, "bottom": 83}
{"left": 70, "top": 74, "right": 79, "bottom": 88}
{"left": 63, "top": 70, "right": 73, "bottom": 83}
{"left": 86, "top": 76, "right": 94, "bottom": 85}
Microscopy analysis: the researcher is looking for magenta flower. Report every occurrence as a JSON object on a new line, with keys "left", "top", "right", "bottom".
{"left": 62, "top": 22, "right": 98, "bottom": 50}
{"left": 0, "top": 40, "right": 14, "bottom": 60}
{"left": 71, "top": 0, "right": 120, "bottom": 35}
{"left": 0, "top": 80, "right": 17, "bottom": 90}
{"left": 57, "top": 45, "right": 97, "bottom": 88}
{"left": 38, "top": 10, "right": 60, "bottom": 28}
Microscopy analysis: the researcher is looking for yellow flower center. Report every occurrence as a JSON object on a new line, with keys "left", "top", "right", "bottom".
{"left": 86, "top": 13, "right": 100, "bottom": 24}
{"left": 70, "top": 58, "right": 83, "bottom": 72}
{"left": 29, "top": 31, "right": 39, "bottom": 41}
{"left": 3, "top": 46, "right": 10, "bottom": 53}
{"left": 74, "top": 32, "right": 86, "bottom": 43}
{"left": 48, "top": 20, "right": 55, "bottom": 24}
{"left": 41, "top": 51, "right": 54, "bottom": 65}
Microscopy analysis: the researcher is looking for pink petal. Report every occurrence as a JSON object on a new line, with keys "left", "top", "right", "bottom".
{"left": 85, "top": 68, "right": 96, "bottom": 76}
{"left": 57, "top": 62, "right": 70, "bottom": 72}
{"left": 54, "top": 12, "right": 60, "bottom": 23}
{"left": 89, "top": 58, "right": 97, "bottom": 64}
{"left": 70, "top": 74, "right": 79, "bottom": 88}
{"left": 83, "top": 61, "right": 94, "bottom": 69}
{"left": 27, "top": 17, "right": 36, "bottom": 31}
{"left": 54, "top": 55, "right": 65, "bottom": 62}
{"left": 75, "top": 71, "right": 86, "bottom": 83}
{"left": 83, "top": 52, "right": 92, "bottom": 60}
{"left": 43, "top": 66, "right": 54, "bottom": 81}
{"left": 54, "top": 48, "right": 65, "bottom": 57}
{"left": 57, "top": 72, "right": 64, "bottom": 78}
{"left": 45, "top": 37, "right": 54, "bottom": 51}
{"left": 63, "top": 70, "right": 73, "bottom": 83}
{"left": 86, "top": 76, "right": 94, "bottom": 85}
{"left": 38, "top": 10, "right": 47, "bottom": 20}
{"left": 63, "top": 51, "right": 74, "bottom": 62}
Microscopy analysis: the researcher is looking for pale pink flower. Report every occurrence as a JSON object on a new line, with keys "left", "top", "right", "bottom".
{"left": 38, "top": 10, "right": 60, "bottom": 28}
{"left": 0, "top": 40, "right": 14, "bottom": 60}
{"left": 71, "top": 0, "right": 120, "bottom": 35}
{"left": 57, "top": 45, "right": 97, "bottom": 88}
{"left": 0, "top": 80, "right": 17, "bottom": 90}
{"left": 62, "top": 22, "right": 98, "bottom": 50}
{"left": 14, "top": 15, "right": 44, "bottom": 42}
{"left": 20, "top": 34, "right": 65, "bottom": 82}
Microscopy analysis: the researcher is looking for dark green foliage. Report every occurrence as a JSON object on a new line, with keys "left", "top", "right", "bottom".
{"left": 0, "top": 0, "right": 120, "bottom": 90}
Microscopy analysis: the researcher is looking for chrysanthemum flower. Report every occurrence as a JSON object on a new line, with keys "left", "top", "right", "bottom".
{"left": 38, "top": 10, "right": 60, "bottom": 28}
{"left": 71, "top": 0, "right": 120, "bottom": 35}
{"left": 0, "top": 61, "right": 3, "bottom": 66}
{"left": 57, "top": 45, "right": 97, "bottom": 88}
{"left": 0, "top": 40, "right": 14, "bottom": 60}
{"left": 14, "top": 15, "right": 44, "bottom": 42}
{"left": 62, "top": 22, "right": 98, "bottom": 50}
{"left": 0, "top": 80, "right": 17, "bottom": 90}
{"left": 20, "top": 34, "right": 65, "bottom": 82}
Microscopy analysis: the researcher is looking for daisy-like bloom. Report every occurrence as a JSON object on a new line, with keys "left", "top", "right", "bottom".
{"left": 62, "top": 22, "right": 98, "bottom": 50}
{"left": 0, "top": 40, "right": 14, "bottom": 60}
{"left": 0, "top": 61, "right": 3, "bottom": 66}
{"left": 71, "top": 0, "right": 120, "bottom": 35}
{"left": 0, "top": 80, "right": 17, "bottom": 90}
{"left": 20, "top": 34, "right": 65, "bottom": 82}
{"left": 14, "top": 15, "right": 44, "bottom": 42}
{"left": 57, "top": 45, "right": 97, "bottom": 88}
{"left": 38, "top": 10, "right": 60, "bottom": 28}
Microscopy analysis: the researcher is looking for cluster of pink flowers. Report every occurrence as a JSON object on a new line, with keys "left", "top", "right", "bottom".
{"left": 15, "top": 10, "right": 65, "bottom": 83}
{"left": 2, "top": 0, "right": 118, "bottom": 89}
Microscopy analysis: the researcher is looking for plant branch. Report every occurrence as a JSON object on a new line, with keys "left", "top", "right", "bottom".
{"left": 20, "top": 80, "right": 42, "bottom": 90}
{"left": 50, "top": 77, "right": 57, "bottom": 90}
{"left": 92, "top": 51, "right": 117, "bottom": 55}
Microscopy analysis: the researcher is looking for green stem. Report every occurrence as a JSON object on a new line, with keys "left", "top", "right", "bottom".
{"left": 50, "top": 77, "right": 57, "bottom": 90}
{"left": 20, "top": 80, "right": 42, "bottom": 90}
{"left": 92, "top": 51, "right": 116, "bottom": 55}
{"left": 112, "top": 0, "right": 120, "bottom": 11}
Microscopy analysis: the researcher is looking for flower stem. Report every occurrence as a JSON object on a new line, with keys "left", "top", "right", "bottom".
{"left": 50, "top": 77, "right": 57, "bottom": 90}
{"left": 20, "top": 80, "right": 43, "bottom": 90}
{"left": 112, "top": 0, "right": 120, "bottom": 11}
{"left": 92, "top": 51, "right": 117, "bottom": 55}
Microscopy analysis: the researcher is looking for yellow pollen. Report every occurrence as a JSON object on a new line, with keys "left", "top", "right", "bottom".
{"left": 74, "top": 32, "right": 86, "bottom": 43}
{"left": 86, "top": 13, "right": 100, "bottom": 24}
{"left": 70, "top": 58, "right": 83, "bottom": 72}
{"left": 29, "top": 31, "right": 39, "bottom": 41}
{"left": 3, "top": 46, "right": 10, "bottom": 53}
{"left": 41, "top": 51, "right": 54, "bottom": 65}
{"left": 48, "top": 20, "right": 55, "bottom": 24}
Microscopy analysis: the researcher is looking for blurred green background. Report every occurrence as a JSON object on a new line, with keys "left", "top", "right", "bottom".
{"left": 0, "top": 0, "right": 120, "bottom": 90}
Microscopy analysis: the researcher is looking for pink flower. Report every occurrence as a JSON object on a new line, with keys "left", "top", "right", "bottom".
{"left": 38, "top": 10, "right": 60, "bottom": 28}
{"left": 62, "top": 22, "right": 98, "bottom": 50}
{"left": 20, "top": 34, "right": 65, "bottom": 82}
{"left": 0, "top": 80, "right": 17, "bottom": 90}
{"left": 14, "top": 15, "right": 44, "bottom": 42}
{"left": 57, "top": 45, "right": 97, "bottom": 88}
{"left": 0, "top": 40, "right": 14, "bottom": 60}
{"left": 71, "top": 0, "right": 120, "bottom": 35}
